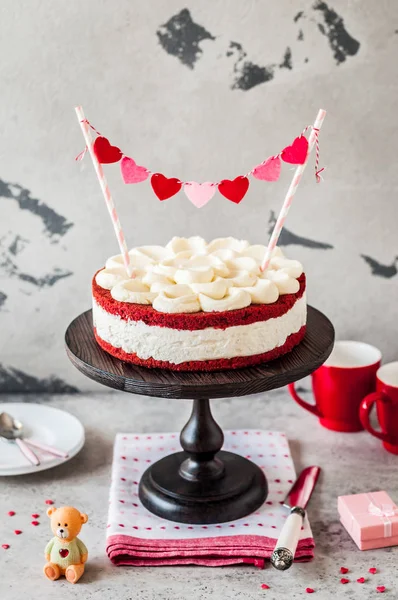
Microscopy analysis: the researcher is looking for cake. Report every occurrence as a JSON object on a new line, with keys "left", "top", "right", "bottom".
{"left": 92, "top": 237, "right": 306, "bottom": 371}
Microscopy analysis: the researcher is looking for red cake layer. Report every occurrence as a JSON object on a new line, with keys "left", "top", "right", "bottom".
{"left": 92, "top": 272, "right": 306, "bottom": 331}
{"left": 94, "top": 325, "right": 306, "bottom": 371}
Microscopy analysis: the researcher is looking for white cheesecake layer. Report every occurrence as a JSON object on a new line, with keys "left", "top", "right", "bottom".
{"left": 93, "top": 294, "right": 306, "bottom": 365}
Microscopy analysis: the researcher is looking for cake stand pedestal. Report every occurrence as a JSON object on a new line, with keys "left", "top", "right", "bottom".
{"left": 65, "top": 306, "right": 334, "bottom": 524}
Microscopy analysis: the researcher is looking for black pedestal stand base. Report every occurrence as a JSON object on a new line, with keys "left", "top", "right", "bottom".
{"left": 139, "top": 399, "right": 267, "bottom": 524}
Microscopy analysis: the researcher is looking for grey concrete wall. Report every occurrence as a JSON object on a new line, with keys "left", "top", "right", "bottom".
{"left": 1, "top": 0, "right": 397, "bottom": 392}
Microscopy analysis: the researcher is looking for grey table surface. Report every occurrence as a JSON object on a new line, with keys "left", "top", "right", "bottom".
{"left": 0, "top": 388, "right": 396, "bottom": 600}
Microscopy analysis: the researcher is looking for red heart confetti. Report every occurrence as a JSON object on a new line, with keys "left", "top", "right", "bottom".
{"left": 281, "top": 136, "right": 309, "bottom": 165}
{"left": 377, "top": 586, "right": 386, "bottom": 593}
{"left": 305, "top": 588, "right": 315, "bottom": 594}
{"left": 340, "top": 567, "right": 349, "bottom": 574}
{"left": 45, "top": 499, "right": 54, "bottom": 505}
{"left": 31, "top": 514, "right": 40, "bottom": 519}
{"left": 93, "top": 136, "right": 122, "bottom": 164}
{"left": 340, "top": 578, "right": 350, "bottom": 584}
{"left": 120, "top": 156, "right": 149, "bottom": 184}
{"left": 357, "top": 577, "right": 366, "bottom": 584}
{"left": 218, "top": 176, "right": 250, "bottom": 204}
{"left": 252, "top": 156, "right": 281, "bottom": 182}
{"left": 151, "top": 173, "right": 182, "bottom": 201}
{"left": 31, "top": 521, "right": 40, "bottom": 526}
{"left": 14, "top": 530, "right": 22, "bottom": 535}
{"left": 369, "top": 568, "right": 377, "bottom": 574}
{"left": 7, "top": 511, "right": 15, "bottom": 517}
{"left": 2, "top": 544, "right": 9, "bottom": 550}
{"left": 261, "top": 584, "right": 270, "bottom": 590}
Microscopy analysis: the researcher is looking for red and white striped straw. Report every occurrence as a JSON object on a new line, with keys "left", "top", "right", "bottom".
{"left": 260, "top": 109, "right": 327, "bottom": 272}
{"left": 75, "top": 106, "right": 133, "bottom": 277}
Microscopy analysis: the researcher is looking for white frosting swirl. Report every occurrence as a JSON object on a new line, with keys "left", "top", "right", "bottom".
{"left": 111, "top": 280, "right": 156, "bottom": 304}
{"left": 95, "top": 236, "right": 303, "bottom": 314}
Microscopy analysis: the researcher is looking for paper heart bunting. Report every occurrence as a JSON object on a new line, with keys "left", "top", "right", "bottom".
{"left": 218, "top": 176, "right": 250, "bottom": 204}
{"left": 120, "top": 156, "right": 149, "bottom": 184}
{"left": 93, "top": 136, "right": 122, "bottom": 164}
{"left": 184, "top": 182, "right": 216, "bottom": 208}
{"left": 151, "top": 173, "right": 182, "bottom": 201}
{"left": 252, "top": 156, "right": 281, "bottom": 182}
{"left": 281, "top": 136, "right": 308, "bottom": 165}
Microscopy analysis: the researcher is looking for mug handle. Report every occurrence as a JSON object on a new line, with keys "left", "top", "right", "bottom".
{"left": 360, "top": 393, "right": 391, "bottom": 442}
{"left": 288, "top": 382, "right": 322, "bottom": 417}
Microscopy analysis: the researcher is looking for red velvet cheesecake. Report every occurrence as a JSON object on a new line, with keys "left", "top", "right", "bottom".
{"left": 92, "top": 237, "right": 307, "bottom": 371}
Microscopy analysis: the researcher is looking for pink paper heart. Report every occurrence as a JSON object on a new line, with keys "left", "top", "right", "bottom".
{"left": 184, "top": 181, "right": 216, "bottom": 208}
{"left": 120, "top": 156, "right": 149, "bottom": 184}
{"left": 252, "top": 156, "right": 281, "bottom": 182}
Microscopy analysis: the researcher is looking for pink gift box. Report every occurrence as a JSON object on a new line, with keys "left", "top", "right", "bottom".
{"left": 338, "top": 490, "right": 398, "bottom": 550}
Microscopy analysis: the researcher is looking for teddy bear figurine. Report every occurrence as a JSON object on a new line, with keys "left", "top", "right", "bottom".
{"left": 44, "top": 505, "right": 88, "bottom": 584}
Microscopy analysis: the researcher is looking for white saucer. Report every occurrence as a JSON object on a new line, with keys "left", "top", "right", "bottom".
{"left": 0, "top": 403, "right": 85, "bottom": 476}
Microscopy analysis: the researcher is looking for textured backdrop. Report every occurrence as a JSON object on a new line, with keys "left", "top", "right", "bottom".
{"left": 1, "top": 0, "right": 397, "bottom": 392}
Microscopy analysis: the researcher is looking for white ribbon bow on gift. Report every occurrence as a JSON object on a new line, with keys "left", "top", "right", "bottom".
{"left": 368, "top": 499, "right": 398, "bottom": 538}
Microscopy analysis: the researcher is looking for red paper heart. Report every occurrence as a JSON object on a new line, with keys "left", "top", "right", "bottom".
{"left": 281, "top": 136, "right": 309, "bottom": 165}
{"left": 93, "top": 136, "right": 122, "bottom": 164}
{"left": 252, "top": 157, "right": 281, "bottom": 182}
{"left": 218, "top": 176, "right": 249, "bottom": 204}
{"left": 59, "top": 548, "right": 69, "bottom": 558}
{"left": 151, "top": 173, "right": 182, "bottom": 201}
{"left": 120, "top": 156, "right": 149, "bottom": 184}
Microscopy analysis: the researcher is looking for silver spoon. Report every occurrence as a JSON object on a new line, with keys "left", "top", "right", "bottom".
{"left": 0, "top": 412, "right": 40, "bottom": 466}
{"left": 0, "top": 412, "right": 69, "bottom": 460}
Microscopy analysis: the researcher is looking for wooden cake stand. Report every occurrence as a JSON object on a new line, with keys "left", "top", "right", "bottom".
{"left": 65, "top": 306, "right": 334, "bottom": 524}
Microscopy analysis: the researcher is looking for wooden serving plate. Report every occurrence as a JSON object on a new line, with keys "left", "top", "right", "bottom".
{"left": 65, "top": 306, "right": 334, "bottom": 524}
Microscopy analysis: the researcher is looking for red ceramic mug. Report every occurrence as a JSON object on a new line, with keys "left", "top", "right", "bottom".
{"left": 360, "top": 362, "right": 398, "bottom": 454}
{"left": 289, "top": 341, "right": 381, "bottom": 432}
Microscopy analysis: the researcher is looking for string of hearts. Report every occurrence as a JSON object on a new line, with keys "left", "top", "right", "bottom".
{"left": 76, "top": 120, "right": 324, "bottom": 208}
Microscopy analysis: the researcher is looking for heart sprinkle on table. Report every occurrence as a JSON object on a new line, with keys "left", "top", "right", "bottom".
{"left": 369, "top": 567, "right": 377, "bottom": 574}
{"left": 260, "top": 584, "right": 270, "bottom": 590}
{"left": 31, "top": 513, "right": 40, "bottom": 519}
{"left": 7, "top": 511, "right": 15, "bottom": 517}
{"left": 14, "top": 530, "right": 22, "bottom": 535}
{"left": 31, "top": 521, "right": 40, "bottom": 526}
{"left": 339, "top": 567, "right": 349, "bottom": 574}
{"left": 2, "top": 544, "right": 10, "bottom": 550}
{"left": 305, "top": 588, "right": 315, "bottom": 594}
{"left": 45, "top": 499, "right": 54, "bottom": 505}
{"left": 340, "top": 578, "right": 350, "bottom": 584}
{"left": 377, "top": 586, "right": 386, "bottom": 593}
{"left": 357, "top": 577, "right": 366, "bottom": 584}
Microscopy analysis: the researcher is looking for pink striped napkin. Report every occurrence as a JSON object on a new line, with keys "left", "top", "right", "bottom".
{"left": 106, "top": 430, "right": 314, "bottom": 567}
